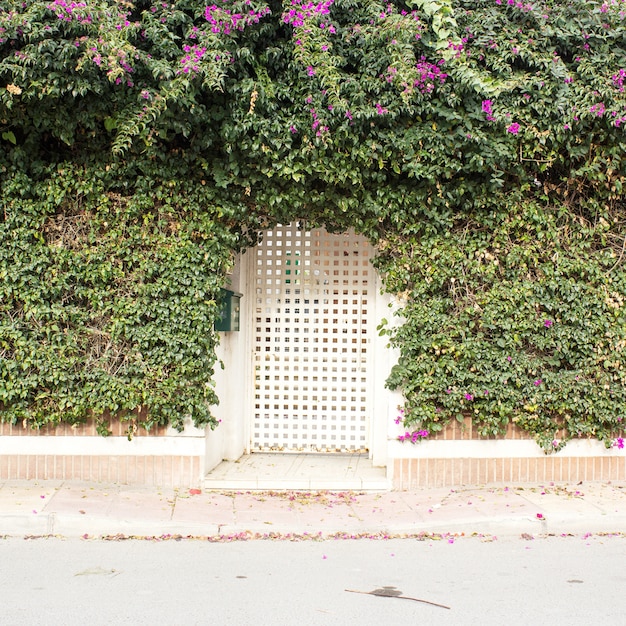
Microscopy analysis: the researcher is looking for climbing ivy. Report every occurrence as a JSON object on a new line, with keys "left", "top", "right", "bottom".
{"left": 0, "top": 160, "right": 237, "bottom": 432}
{"left": 1, "top": 1, "right": 625, "bottom": 447}
{"left": 376, "top": 196, "right": 626, "bottom": 451}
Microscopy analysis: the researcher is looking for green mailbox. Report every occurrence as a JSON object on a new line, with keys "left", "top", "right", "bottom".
{"left": 215, "top": 288, "right": 242, "bottom": 332}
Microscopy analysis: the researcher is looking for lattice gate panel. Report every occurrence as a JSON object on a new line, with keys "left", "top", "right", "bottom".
{"left": 252, "top": 225, "right": 372, "bottom": 452}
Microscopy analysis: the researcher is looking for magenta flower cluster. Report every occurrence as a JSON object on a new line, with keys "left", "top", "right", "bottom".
{"left": 90, "top": 47, "right": 102, "bottom": 67}
{"left": 613, "top": 437, "right": 625, "bottom": 449}
{"left": 612, "top": 69, "right": 626, "bottom": 92}
{"left": 48, "top": 0, "right": 134, "bottom": 30}
{"left": 383, "top": 57, "right": 446, "bottom": 96}
{"left": 613, "top": 114, "right": 626, "bottom": 128}
{"left": 86, "top": 45, "right": 135, "bottom": 85}
{"left": 495, "top": 0, "right": 534, "bottom": 9}
{"left": 282, "top": 0, "right": 334, "bottom": 27}
{"left": 395, "top": 408, "right": 428, "bottom": 444}
{"left": 590, "top": 102, "right": 606, "bottom": 117}
{"left": 482, "top": 100, "right": 522, "bottom": 133}
{"left": 179, "top": 44, "right": 208, "bottom": 75}
{"left": 398, "top": 429, "right": 429, "bottom": 443}
{"left": 309, "top": 107, "right": 328, "bottom": 137}
{"left": 413, "top": 58, "right": 447, "bottom": 94}
{"left": 46, "top": 0, "right": 91, "bottom": 23}
{"left": 383, "top": 66, "right": 397, "bottom": 84}
{"left": 204, "top": 3, "right": 271, "bottom": 35}
{"left": 482, "top": 99, "right": 495, "bottom": 121}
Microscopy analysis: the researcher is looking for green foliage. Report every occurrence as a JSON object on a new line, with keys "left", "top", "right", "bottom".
{"left": 1, "top": 0, "right": 625, "bottom": 445}
{"left": 0, "top": 161, "right": 236, "bottom": 431}
{"left": 376, "top": 196, "right": 626, "bottom": 450}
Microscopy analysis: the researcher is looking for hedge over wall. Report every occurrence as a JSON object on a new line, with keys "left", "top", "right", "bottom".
{"left": 1, "top": 0, "right": 625, "bottom": 448}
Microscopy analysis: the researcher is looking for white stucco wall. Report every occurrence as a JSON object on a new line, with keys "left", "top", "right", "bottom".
{"left": 205, "top": 253, "right": 251, "bottom": 471}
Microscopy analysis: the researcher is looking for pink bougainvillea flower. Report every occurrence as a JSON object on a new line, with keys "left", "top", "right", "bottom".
{"left": 612, "top": 69, "right": 625, "bottom": 92}
{"left": 399, "top": 429, "right": 429, "bottom": 443}
{"left": 507, "top": 122, "right": 520, "bottom": 134}
{"left": 482, "top": 99, "right": 495, "bottom": 121}
{"left": 544, "top": 319, "right": 553, "bottom": 328}
{"left": 464, "top": 393, "right": 473, "bottom": 401}
{"left": 534, "top": 379, "right": 542, "bottom": 386}
{"left": 590, "top": 102, "right": 605, "bottom": 116}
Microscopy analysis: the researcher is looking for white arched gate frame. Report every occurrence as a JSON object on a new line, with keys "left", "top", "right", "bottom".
{"left": 250, "top": 224, "right": 374, "bottom": 453}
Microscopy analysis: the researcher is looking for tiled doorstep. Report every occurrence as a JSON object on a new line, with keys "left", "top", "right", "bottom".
{"left": 203, "top": 453, "right": 391, "bottom": 491}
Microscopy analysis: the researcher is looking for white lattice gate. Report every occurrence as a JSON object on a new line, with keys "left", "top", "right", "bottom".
{"left": 252, "top": 225, "right": 373, "bottom": 452}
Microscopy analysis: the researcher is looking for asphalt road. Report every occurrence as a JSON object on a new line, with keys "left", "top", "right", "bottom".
{"left": 2, "top": 534, "right": 625, "bottom": 625}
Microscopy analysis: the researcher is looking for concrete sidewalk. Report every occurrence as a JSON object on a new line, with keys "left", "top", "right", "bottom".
{"left": 1, "top": 479, "right": 625, "bottom": 539}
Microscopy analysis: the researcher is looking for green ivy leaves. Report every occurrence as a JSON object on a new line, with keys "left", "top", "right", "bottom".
{"left": 378, "top": 199, "right": 626, "bottom": 450}
{"left": 0, "top": 162, "right": 232, "bottom": 432}
{"left": 1, "top": 1, "right": 625, "bottom": 444}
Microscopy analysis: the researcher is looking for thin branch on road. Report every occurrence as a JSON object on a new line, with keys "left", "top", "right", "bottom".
{"left": 345, "top": 588, "right": 451, "bottom": 610}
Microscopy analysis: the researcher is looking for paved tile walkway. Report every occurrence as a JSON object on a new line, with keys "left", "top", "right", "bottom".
{"left": 1, "top": 479, "right": 625, "bottom": 539}
{"left": 204, "top": 453, "right": 389, "bottom": 491}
